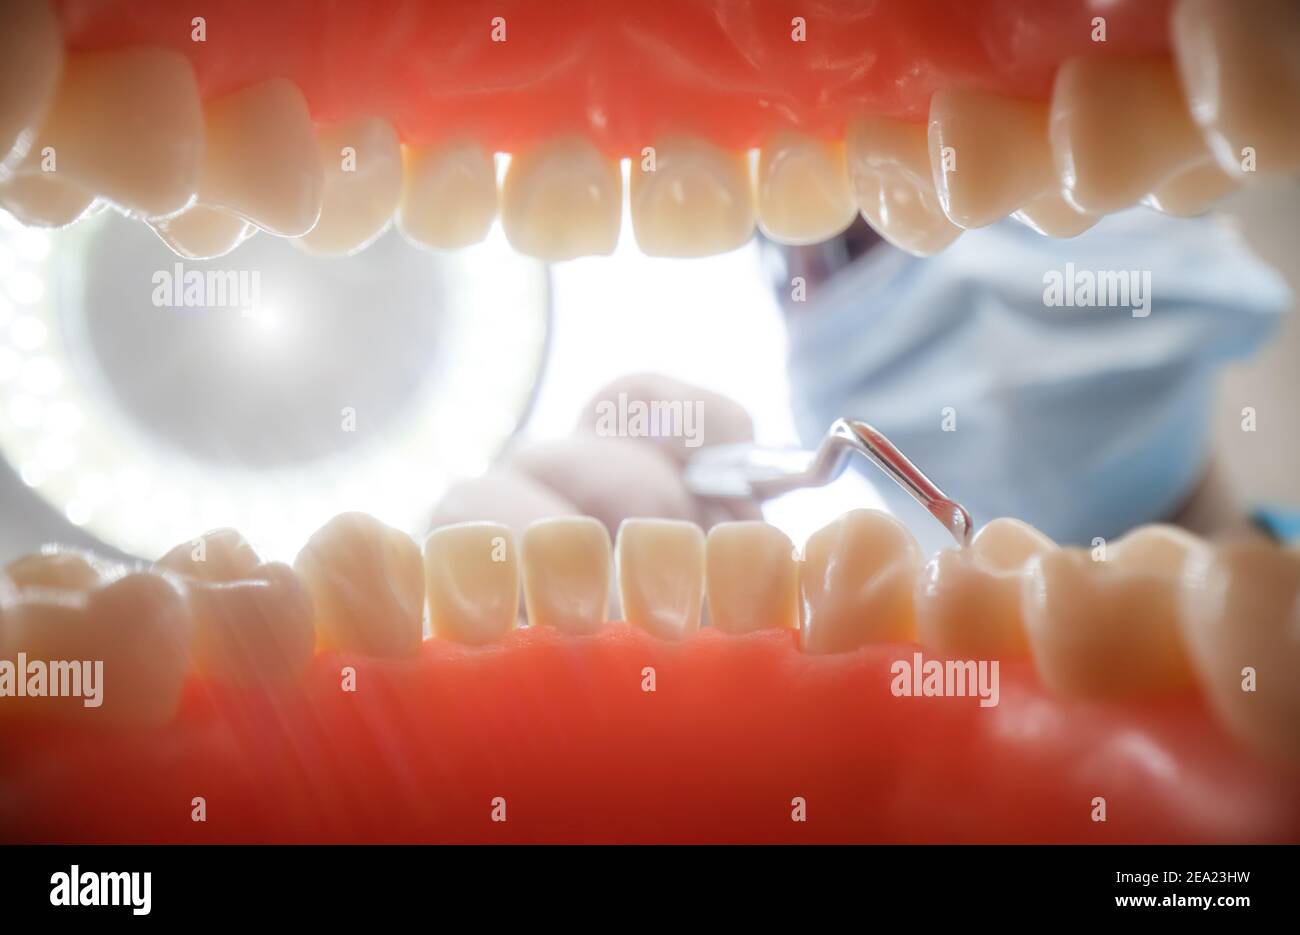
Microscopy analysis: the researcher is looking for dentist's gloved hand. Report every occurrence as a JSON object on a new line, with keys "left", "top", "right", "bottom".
{"left": 429, "top": 373, "right": 762, "bottom": 538}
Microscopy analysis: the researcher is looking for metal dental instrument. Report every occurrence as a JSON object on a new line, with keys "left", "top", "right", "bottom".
{"left": 684, "top": 418, "right": 973, "bottom": 548}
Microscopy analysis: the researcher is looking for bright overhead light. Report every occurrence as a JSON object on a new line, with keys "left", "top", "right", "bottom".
{"left": 0, "top": 215, "right": 550, "bottom": 562}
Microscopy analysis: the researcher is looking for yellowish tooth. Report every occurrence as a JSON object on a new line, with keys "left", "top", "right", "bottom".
{"left": 0, "top": 174, "right": 97, "bottom": 227}
{"left": 1013, "top": 190, "right": 1099, "bottom": 238}
{"left": 0, "top": 571, "right": 193, "bottom": 726}
{"left": 705, "top": 521, "right": 798, "bottom": 634}
{"left": 846, "top": 115, "right": 961, "bottom": 255}
{"left": 12, "top": 48, "right": 203, "bottom": 218}
{"left": 296, "top": 117, "right": 401, "bottom": 256}
{"left": 293, "top": 512, "right": 423, "bottom": 657}
{"left": 1022, "top": 526, "right": 1207, "bottom": 698}
{"left": 800, "top": 510, "right": 922, "bottom": 655}
{"left": 520, "top": 517, "right": 610, "bottom": 634}
{"left": 157, "top": 531, "right": 313, "bottom": 686}
{"left": 157, "top": 527, "right": 262, "bottom": 583}
{"left": 1050, "top": 57, "right": 1208, "bottom": 214}
{"left": 1172, "top": 0, "right": 1300, "bottom": 176}
{"left": 1181, "top": 540, "right": 1300, "bottom": 763}
{"left": 149, "top": 205, "right": 256, "bottom": 260}
{"left": 501, "top": 136, "right": 621, "bottom": 261}
{"left": 928, "top": 89, "right": 1055, "bottom": 229}
{"left": 916, "top": 518, "right": 1055, "bottom": 657}
{"left": 757, "top": 131, "right": 856, "bottom": 245}
{"left": 616, "top": 518, "right": 705, "bottom": 640}
{"left": 629, "top": 136, "right": 755, "bottom": 257}
{"left": 0, "top": 0, "right": 63, "bottom": 175}
{"left": 5, "top": 546, "right": 117, "bottom": 593}
{"left": 195, "top": 79, "right": 323, "bottom": 236}
{"left": 1143, "top": 158, "right": 1240, "bottom": 217}
{"left": 397, "top": 139, "right": 498, "bottom": 250}
{"left": 424, "top": 522, "right": 520, "bottom": 645}
{"left": 187, "top": 563, "right": 316, "bottom": 687}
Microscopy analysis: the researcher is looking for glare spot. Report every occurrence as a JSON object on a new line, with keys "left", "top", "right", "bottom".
{"left": 19, "top": 460, "right": 45, "bottom": 488}
{"left": 114, "top": 466, "right": 151, "bottom": 499}
{"left": 9, "top": 314, "right": 47, "bottom": 350}
{"left": 76, "top": 471, "right": 111, "bottom": 505}
{"left": 38, "top": 437, "right": 76, "bottom": 471}
{"left": 5, "top": 269, "right": 45, "bottom": 305}
{"left": 7, "top": 393, "right": 42, "bottom": 428}
{"left": 13, "top": 229, "right": 51, "bottom": 263}
{"left": 44, "top": 400, "right": 83, "bottom": 435}
{"left": 21, "top": 355, "right": 62, "bottom": 395}
{"left": 243, "top": 304, "right": 286, "bottom": 341}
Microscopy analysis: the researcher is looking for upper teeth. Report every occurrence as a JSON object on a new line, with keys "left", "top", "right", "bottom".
{"left": 4, "top": 0, "right": 1290, "bottom": 259}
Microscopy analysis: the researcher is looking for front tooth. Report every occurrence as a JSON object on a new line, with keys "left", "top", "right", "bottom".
{"left": 5, "top": 546, "right": 116, "bottom": 593}
{"left": 1143, "top": 158, "right": 1240, "bottom": 217}
{"left": 149, "top": 205, "right": 256, "bottom": 260}
{"left": 501, "top": 136, "right": 621, "bottom": 260}
{"left": 705, "top": 521, "right": 798, "bottom": 634}
{"left": 295, "top": 117, "right": 401, "bottom": 256}
{"left": 1022, "top": 526, "right": 1207, "bottom": 698}
{"left": 12, "top": 48, "right": 203, "bottom": 218}
{"left": 424, "top": 522, "right": 520, "bottom": 645}
{"left": 846, "top": 115, "right": 961, "bottom": 255}
{"left": 520, "top": 517, "right": 610, "bottom": 634}
{"left": 1181, "top": 541, "right": 1300, "bottom": 763}
{"left": 293, "top": 512, "right": 423, "bottom": 657}
{"left": 615, "top": 519, "right": 705, "bottom": 640}
{"left": 195, "top": 79, "right": 323, "bottom": 236}
{"left": 1013, "top": 190, "right": 1099, "bottom": 238}
{"left": 629, "top": 136, "right": 755, "bottom": 257}
{"left": 1172, "top": 0, "right": 1300, "bottom": 176}
{"left": 916, "top": 518, "right": 1055, "bottom": 657}
{"left": 1050, "top": 57, "right": 1208, "bottom": 214}
{"left": 756, "top": 131, "right": 857, "bottom": 245}
{"left": 0, "top": 0, "right": 63, "bottom": 174}
{"left": 0, "top": 174, "right": 97, "bottom": 227}
{"left": 800, "top": 510, "right": 922, "bottom": 655}
{"left": 158, "top": 531, "right": 313, "bottom": 686}
{"left": 928, "top": 89, "right": 1054, "bottom": 229}
{"left": 1, "top": 571, "right": 193, "bottom": 726}
{"left": 397, "top": 139, "right": 498, "bottom": 250}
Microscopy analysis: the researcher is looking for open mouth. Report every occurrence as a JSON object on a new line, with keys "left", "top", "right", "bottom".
{"left": 0, "top": 0, "right": 1298, "bottom": 851}
{"left": 2, "top": 0, "right": 1297, "bottom": 259}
